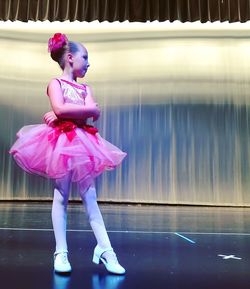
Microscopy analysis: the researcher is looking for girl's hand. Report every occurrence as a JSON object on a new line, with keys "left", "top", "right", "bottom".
{"left": 91, "top": 103, "right": 101, "bottom": 121}
{"left": 43, "top": 111, "right": 58, "bottom": 127}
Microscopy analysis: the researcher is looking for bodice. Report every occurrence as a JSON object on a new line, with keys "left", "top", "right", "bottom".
{"left": 58, "top": 78, "right": 87, "bottom": 105}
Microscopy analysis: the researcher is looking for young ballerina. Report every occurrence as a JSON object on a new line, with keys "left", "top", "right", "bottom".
{"left": 9, "top": 33, "right": 126, "bottom": 275}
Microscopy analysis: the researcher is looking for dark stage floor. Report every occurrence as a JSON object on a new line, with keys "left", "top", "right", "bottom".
{"left": 0, "top": 202, "right": 250, "bottom": 289}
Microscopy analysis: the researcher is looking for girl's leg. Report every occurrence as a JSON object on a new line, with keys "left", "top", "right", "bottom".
{"left": 52, "top": 175, "right": 71, "bottom": 253}
{"left": 80, "top": 186, "right": 125, "bottom": 274}
{"left": 80, "top": 186, "right": 111, "bottom": 249}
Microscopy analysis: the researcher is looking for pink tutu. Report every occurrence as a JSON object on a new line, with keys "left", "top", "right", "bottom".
{"left": 9, "top": 122, "right": 126, "bottom": 192}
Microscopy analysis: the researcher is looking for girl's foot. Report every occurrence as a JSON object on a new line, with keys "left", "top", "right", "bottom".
{"left": 92, "top": 245, "right": 126, "bottom": 275}
{"left": 54, "top": 251, "right": 72, "bottom": 273}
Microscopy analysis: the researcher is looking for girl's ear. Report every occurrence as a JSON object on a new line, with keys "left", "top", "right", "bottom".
{"left": 67, "top": 53, "right": 74, "bottom": 64}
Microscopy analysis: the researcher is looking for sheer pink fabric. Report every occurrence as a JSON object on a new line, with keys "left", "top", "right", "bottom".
{"left": 9, "top": 79, "right": 126, "bottom": 192}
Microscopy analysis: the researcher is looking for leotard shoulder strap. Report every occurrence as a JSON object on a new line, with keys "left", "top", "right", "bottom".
{"left": 59, "top": 79, "right": 86, "bottom": 90}
{"left": 46, "top": 78, "right": 87, "bottom": 96}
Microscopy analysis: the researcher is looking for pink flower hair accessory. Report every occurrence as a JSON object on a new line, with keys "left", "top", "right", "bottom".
{"left": 48, "top": 33, "right": 68, "bottom": 53}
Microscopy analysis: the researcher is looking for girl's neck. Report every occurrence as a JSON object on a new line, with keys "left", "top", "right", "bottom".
{"left": 60, "top": 75, "right": 76, "bottom": 83}
{"left": 61, "top": 68, "right": 77, "bottom": 83}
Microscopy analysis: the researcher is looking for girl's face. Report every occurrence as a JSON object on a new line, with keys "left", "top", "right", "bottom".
{"left": 71, "top": 44, "right": 90, "bottom": 79}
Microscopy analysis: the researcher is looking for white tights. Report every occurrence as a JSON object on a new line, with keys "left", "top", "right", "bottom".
{"left": 51, "top": 176, "right": 111, "bottom": 253}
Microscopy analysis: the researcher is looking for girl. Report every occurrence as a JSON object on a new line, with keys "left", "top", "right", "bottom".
{"left": 9, "top": 33, "right": 126, "bottom": 275}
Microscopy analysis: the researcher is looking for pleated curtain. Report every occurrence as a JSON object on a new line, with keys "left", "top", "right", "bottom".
{"left": 0, "top": 0, "right": 250, "bottom": 23}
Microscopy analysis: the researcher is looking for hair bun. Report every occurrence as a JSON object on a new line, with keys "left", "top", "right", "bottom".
{"left": 48, "top": 33, "right": 68, "bottom": 53}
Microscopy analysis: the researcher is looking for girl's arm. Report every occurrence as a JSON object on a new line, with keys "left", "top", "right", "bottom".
{"left": 47, "top": 79, "right": 100, "bottom": 120}
{"left": 85, "top": 85, "right": 100, "bottom": 122}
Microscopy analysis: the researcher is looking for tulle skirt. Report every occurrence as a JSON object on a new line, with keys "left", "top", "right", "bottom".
{"left": 9, "top": 124, "right": 126, "bottom": 192}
